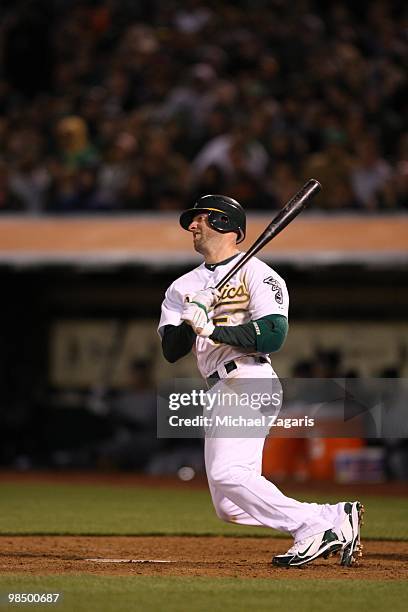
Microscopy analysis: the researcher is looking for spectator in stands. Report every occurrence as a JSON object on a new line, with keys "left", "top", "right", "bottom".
{"left": 394, "top": 161, "right": 408, "bottom": 210}
{"left": 159, "top": 63, "right": 218, "bottom": 137}
{"left": 190, "top": 164, "right": 227, "bottom": 204}
{"left": 265, "top": 162, "right": 301, "bottom": 210}
{"left": 0, "top": 161, "right": 24, "bottom": 211}
{"left": 139, "top": 128, "right": 189, "bottom": 209}
{"left": 350, "top": 136, "right": 393, "bottom": 210}
{"left": 9, "top": 146, "right": 50, "bottom": 214}
{"left": 302, "top": 129, "right": 357, "bottom": 210}
{"left": 392, "top": 133, "right": 408, "bottom": 209}
{"left": 47, "top": 163, "right": 105, "bottom": 212}
{"left": 191, "top": 123, "right": 269, "bottom": 187}
{"left": 97, "top": 131, "right": 138, "bottom": 209}
{"left": 119, "top": 172, "right": 149, "bottom": 211}
{"left": 55, "top": 116, "right": 99, "bottom": 171}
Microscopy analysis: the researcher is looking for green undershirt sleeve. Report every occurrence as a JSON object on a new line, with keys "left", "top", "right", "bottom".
{"left": 209, "top": 314, "right": 288, "bottom": 353}
{"left": 161, "top": 322, "right": 196, "bottom": 363}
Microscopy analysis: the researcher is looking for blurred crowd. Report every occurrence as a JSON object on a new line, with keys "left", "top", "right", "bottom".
{"left": 0, "top": 0, "right": 407, "bottom": 214}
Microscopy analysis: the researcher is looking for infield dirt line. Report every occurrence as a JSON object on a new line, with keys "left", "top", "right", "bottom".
{"left": 1, "top": 535, "right": 407, "bottom": 580}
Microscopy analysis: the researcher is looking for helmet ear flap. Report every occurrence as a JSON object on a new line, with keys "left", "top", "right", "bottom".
{"left": 207, "top": 210, "right": 239, "bottom": 240}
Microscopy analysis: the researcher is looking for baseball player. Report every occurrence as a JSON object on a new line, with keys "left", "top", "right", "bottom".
{"left": 158, "top": 194, "right": 364, "bottom": 567}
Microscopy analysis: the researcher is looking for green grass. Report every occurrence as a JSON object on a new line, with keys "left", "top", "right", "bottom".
{"left": 0, "top": 576, "right": 407, "bottom": 612}
{"left": 0, "top": 482, "right": 407, "bottom": 540}
{"left": 0, "top": 484, "right": 406, "bottom": 611}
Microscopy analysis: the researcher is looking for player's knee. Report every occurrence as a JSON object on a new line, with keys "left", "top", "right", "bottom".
{"left": 213, "top": 499, "right": 232, "bottom": 523}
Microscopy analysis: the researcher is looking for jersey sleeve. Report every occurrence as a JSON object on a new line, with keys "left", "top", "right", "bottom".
{"left": 157, "top": 283, "right": 185, "bottom": 337}
{"left": 246, "top": 261, "right": 289, "bottom": 320}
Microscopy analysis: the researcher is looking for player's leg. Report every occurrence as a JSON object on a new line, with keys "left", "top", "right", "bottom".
{"left": 204, "top": 370, "right": 358, "bottom": 565}
{"left": 205, "top": 372, "right": 336, "bottom": 541}
{"left": 205, "top": 434, "right": 335, "bottom": 541}
{"left": 207, "top": 476, "right": 264, "bottom": 526}
{"left": 206, "top": 434, "right": 346, "bottom": 566}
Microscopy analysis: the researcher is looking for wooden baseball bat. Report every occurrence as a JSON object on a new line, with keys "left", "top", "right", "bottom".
{"left": 215, "top": 178, "right": 321, "bottom": 290}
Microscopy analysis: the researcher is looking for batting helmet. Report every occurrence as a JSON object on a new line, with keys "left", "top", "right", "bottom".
{"left": 179, "top": 195, "right": 246, "bottom": 244}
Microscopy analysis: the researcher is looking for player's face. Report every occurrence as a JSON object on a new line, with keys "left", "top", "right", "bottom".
{"left": 188, "top": 213, "right": 220, "bottom": 253}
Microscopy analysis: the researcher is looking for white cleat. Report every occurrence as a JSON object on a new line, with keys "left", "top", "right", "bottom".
{"left": 272, "top": 529, "right": 343, "bottom": 568}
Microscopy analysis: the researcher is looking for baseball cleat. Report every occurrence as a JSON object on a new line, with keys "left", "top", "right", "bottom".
{"left": 336, "top": 501, "right": 364, "bottom": 567}
{"left": 272, "top": 529, "right": 343, "bottom": 568}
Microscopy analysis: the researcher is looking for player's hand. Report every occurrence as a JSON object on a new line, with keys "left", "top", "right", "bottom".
{"left": 191, "top": 287, "right": 220, "bottom": 310}
{"left": 181, "top": 301, "right": 209, "bottom": 333}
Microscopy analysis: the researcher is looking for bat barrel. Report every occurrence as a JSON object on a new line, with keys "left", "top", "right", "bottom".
{"left": 266, "top": 178, "right": 321, "bottom": 238}
{"left": 215, "top": 179, "right": 321, "bottom": 290}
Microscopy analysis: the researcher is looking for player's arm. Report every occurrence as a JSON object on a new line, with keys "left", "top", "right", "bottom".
{"left": 161, "top": 323, "right": 196, "bottom": 363}
{"left": 158, "top": 283, "right": 197, "bottom": 363}
{"left": 209, "top": 314, "right": 288, "bottom": 353}
{"left": 203, "top": 267, "right": 289, "bottom": 352}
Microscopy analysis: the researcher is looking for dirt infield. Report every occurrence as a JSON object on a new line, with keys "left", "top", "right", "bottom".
{"left": 1, "top": 536, "right": 407, "bottom": 580}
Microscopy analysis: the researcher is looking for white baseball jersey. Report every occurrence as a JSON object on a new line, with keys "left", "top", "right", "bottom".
{"left": 158, "top": 253, "right": 289, "bottom": 379}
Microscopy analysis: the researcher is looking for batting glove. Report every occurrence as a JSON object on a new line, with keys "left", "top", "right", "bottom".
{"left": 191, "top": 287, "right": 220, "bottom": 310}
{"left": 181, "top": 301, "right": 209, "bottom": 333}
{"left": 197, "top": 320, "right": 215, "bottom": 337}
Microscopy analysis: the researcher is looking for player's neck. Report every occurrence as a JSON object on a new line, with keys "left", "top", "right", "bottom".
{"left": 203, "top": 245, "right": 240, "bottom": 265}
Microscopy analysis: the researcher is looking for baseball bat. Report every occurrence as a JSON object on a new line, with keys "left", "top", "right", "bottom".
{"left": 215, "top": 178, "right": 321, "bottom": 290}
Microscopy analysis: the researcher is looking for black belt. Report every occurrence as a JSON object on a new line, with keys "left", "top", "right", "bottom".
{"left": 207, "top": 356, "right": 269, "bottom": 385}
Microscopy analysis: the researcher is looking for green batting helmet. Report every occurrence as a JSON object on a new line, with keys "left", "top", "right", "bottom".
{"left": 179, "top": 194, "right": 246, "bottom": 244}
